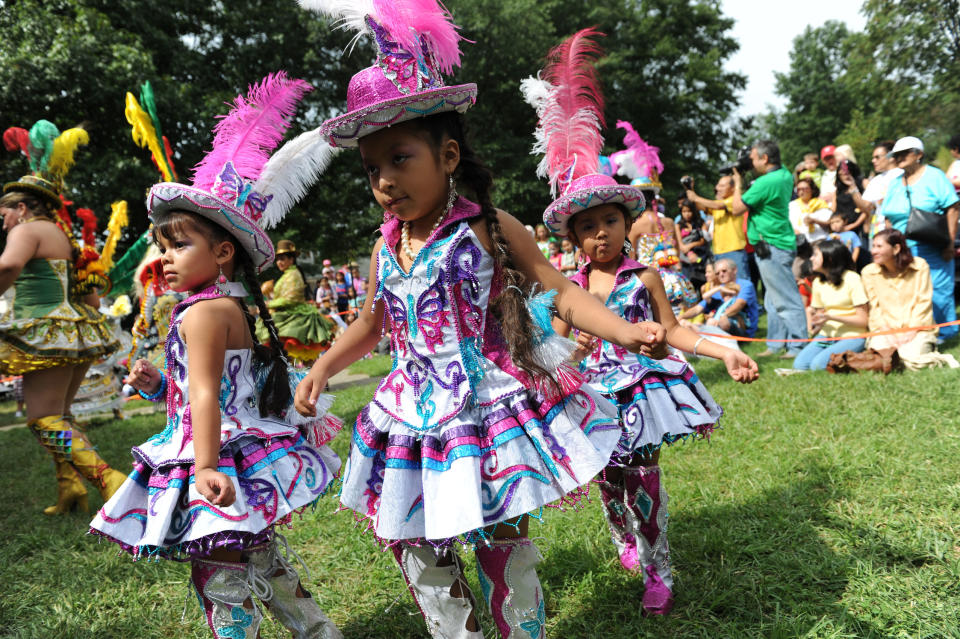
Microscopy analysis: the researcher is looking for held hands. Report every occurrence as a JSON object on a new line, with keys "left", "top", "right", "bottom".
{"left": 571, "top": 331, "right": 599, "bottom": 363}
{"left": 195, "top": 467, "right": 236, "bottom": 507}
{"left": 721, "top": 350, "right": 759, "bottom": 383}
{"left": 623, "top": 321, "right": 668, "bottom": 359}
{"left": 124, "top": 359, "right": 162, "bottom": 394}
{"left": 294, "top": 367, "right": 329, "bottom": 416}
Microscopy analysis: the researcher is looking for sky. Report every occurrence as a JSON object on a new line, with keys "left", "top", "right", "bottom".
{"left": 721, "top": 0, "right": 867, "bottom": 116}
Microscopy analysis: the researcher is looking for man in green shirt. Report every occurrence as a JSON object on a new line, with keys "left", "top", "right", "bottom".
{"left": 732, "top": 140, "right": 808, "bottom": 357}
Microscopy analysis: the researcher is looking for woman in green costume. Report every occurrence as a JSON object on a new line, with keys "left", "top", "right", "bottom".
{"left": 0, "top": 179, "right": 125, "bottom": 515}
{"left": 256, "top": 239, "right": 337, "bottom": 364}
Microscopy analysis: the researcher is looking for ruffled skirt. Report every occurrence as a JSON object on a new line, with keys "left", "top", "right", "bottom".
{"left": 257, "top": 303, "right": 337, "bottom": 361}
{"left": 0, "top": 304, "right": 119, "bottom": 374}
{"left": 90, "top": 433, "right": 341, "bottom": 560}
{"left": 339, "top": 385, "right": 621, "bottom": 544}
{"left": 608, "top": 355, "right": 722, "bottom": 462}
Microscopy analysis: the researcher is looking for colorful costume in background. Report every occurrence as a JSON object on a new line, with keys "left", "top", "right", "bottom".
{"left": 527, "top": 30, "right": 719, "bottom": 614}
{"left": 633, "top": 219, "right": 698, "bottom": 313}
{"left": 91, "top": 72, "right": 345, "bottom": 639}
{"left": 305, "top": 3, "right": 620, "bottom": 637}
{"left": 256, "top": 257, "right": 336, "bottom": 363}
{"left": 2, "top": 121, "right": 126, "bottom": 515}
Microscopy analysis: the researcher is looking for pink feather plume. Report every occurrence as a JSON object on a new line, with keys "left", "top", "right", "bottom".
{"left": 538, "top": 28, "right": 606, "bottom": 193}
{"left": 617, "top": 120, "right": 663, "bottom": 176}
{"left": 3, "top": 127, "right": 31, "bottom": 160}
{"left": 373, "top": 0, "right": 465, "bottom": 74}
{"left": 192, "top": 72, "right": 313, "bottom": 190}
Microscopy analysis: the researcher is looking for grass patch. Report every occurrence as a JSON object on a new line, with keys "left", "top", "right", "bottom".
{"left": 2, "top": 337, "right": 959, "bottom": 638}
{"left": 347, "top": 355, "right": 393, "bottom": 378}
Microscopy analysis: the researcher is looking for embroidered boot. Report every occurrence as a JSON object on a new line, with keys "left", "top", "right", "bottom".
{"left": 248, "top": 535, "right": 343, "bottom": 639}
{"left": 392, "top": 544, "right": 483, "bottom": 639}
{"left": 474, "top": 538, "right": 546, "bottom": 639}
{"left": 623, "top": 464, "right": 674, "bottom": 615}
{"left": 598, "top": 479, "right": 639, "bottom": 571}
{"left": 190, "top": 558, "right": 263, "bottom": 639}
{"left": 29, "top": 415, "right": 126, "bottom": 503}
{"left": 43, "top": 459, "right": 89, "bottom": 515}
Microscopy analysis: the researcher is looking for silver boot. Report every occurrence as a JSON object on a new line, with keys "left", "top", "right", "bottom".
{"left": 474, "top": 538, "right": 546, "bottom": 639}
{"left": 191, "top": 558, "right": 263, "bottom": 639}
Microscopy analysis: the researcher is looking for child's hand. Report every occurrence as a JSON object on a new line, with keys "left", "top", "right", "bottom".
{"left": 722, "top": 350, "right": 759, "bottom": 383}
{"left": 571, "top": 332, "right": 599, "bottom": 363}
{"left": 623, "top": 321, "right": 667, "bottom": 359}
{"left": 295, "top": 368, "right": 329, "bottom": 416}
{"left": 124, "top": 359, "right": 162, "bottom": 394}
{"left": 195, "top": 468, "right": 236, "bottom": 507}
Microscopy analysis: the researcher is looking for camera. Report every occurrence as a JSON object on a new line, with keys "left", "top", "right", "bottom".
{"left": 680, "top": 175, "right": 694, "bottom": 190}
{"left": 719, "top": 146, "right": 753, "bottom": 175}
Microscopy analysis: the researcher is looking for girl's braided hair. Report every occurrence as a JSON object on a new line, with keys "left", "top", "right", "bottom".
{"left": 153, "top": 212, "right": 291, "bottom": 417}
{"left": 413, "top": 111, "right": 555, "bottom": 384}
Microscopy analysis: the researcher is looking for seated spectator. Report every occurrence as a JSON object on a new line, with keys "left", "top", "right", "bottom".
{"left": 789, "top": 177, "right": 831, "bottom": 243}
{"left": 793, "top": 239, "right": 868, "bottom": 371}
{"left": 678, "top": 258, "right": 758, "bottom": 337}
{"left": 861, "top": 229, "right": 958, "bottom": 369}
{"left": 828, "top": 212, "right": 861, "bottom": 264}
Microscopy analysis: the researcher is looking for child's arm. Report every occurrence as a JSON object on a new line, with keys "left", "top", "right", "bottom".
{"left": 294, "top": 242, "right": 386, "bottom": 415}
{"left": 640, "top": 268, "right": 758, "bottom": 383}
{"left": 851, "top": 245, "right": 860, "bottom": 263}
{"left": 494, "top": 211, "right": 666, "bottom": 357}
{"left": 181, "top": 299, "right": 238, "bottom": 507}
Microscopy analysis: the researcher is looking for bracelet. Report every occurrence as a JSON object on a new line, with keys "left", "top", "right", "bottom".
{"left": 693, "top": 336, "right": 706, "bottom": 357}
{"left": 138, "top": 371, "right": 167, "bottom": 401}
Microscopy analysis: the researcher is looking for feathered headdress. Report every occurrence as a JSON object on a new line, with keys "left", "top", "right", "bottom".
{"left": 609, "top": 120, "right": 663, "bottom": 182}
{"left": 148, "top": 71, "right": 317, "bottom": 272}
{"left": 125, "top": 82, "right": 178, "bottom": 182}
{"left": 3, "top": 120, "right": 90, "bottom": 210}
{"left": 527, "top": 29, "right": 645, "bottom": 236}
{"left": 521, "top": 27, "right": 606, "bottom": 198}
{"left": 303, "top": 0, "right": 477, "bottom": 147}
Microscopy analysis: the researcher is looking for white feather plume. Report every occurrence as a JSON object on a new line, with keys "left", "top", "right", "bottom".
{"left": 298, "top": 0, "right": 376, "bottom": 52}
{"left": 520, "top": 74, "right": 552, "bottom": 111}
{"left": 254, "top": 128, "right": 340, "bottom": 229}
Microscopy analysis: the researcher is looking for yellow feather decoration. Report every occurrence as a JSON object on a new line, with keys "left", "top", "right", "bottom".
{"left": 47, "top": 127, "right": 90, "bottom": 180}
{"left": 99, "top": 200, "right": 129, "bottom": 272}
{"left": 125, "top": 92, "right": 174, "bottom": 182}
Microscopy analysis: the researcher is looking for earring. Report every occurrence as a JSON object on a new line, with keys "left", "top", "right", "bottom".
{"left": 445, "top": 174, "right": 458, "bottom": 214}
{"left": 215, "top": 265, "right": 229, "bottom": 296}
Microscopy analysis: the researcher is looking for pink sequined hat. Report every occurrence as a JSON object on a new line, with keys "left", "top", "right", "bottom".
{"left": 521, "top": 29, "right": 644, "bottom": 237}
{"left": 149, "top": 72, "right": 334, "bottom": 273}
{"left": 306, "top": 0, "right": 477, "bottom": 148}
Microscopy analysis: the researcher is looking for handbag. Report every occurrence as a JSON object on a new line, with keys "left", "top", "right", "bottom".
{"left": 903, "top": 177, "right": 950, "bottom": 249}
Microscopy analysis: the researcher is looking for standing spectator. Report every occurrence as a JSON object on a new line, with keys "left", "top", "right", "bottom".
{"left": 947, "top": 134, "right": 960, "bottom": 193}
{"left": 732, "top": 140, "right": 808, "bottom": 357}
{"left": 830, "top": 148, "right": 868, "bottom": 233}
{"left": 314, "top": 275, "right": 334, "bottom": 307}
{"left": 860, "top": 140, "right": 903, "bottom": 239}
{"left": 675, "top": 199, "right": 711, "bottom": 291}
{"left": 535, "top": 223, "right": 552, "bottom": 258}
{"left": 819, "top": 145, "right": 839, "bottom": 207}
{"left": 333, "top": 270, "right": 353, "bottom": 317}
{"left": 683, "top": 174, "right": 749, "bottom": 278}
{"left": 862, "top": 229, "right": 958, "bottom": 368}
{"left": 879, "top": 136, "right": 959, "bottom": 339}
{"left": 547, "top": 239, "right": 562, "bottom": 270}
{"left": 349, "top": 263, "right": 367, "bottom": 308}
{"left": 797, "top": 152, "right": 824, "bottom": 187}
{"left": 792, "top": 239, "right": 868, "bottom": 371}
{"left": 789, "top": 177, "right": 831, "bottom": 243}
{"left": 558, "top": 237, "right": 578, "bottom": 277}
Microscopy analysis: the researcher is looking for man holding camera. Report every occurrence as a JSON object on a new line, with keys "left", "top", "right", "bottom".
{"left": 683, "top": 174, "right": 748, "bottom": 278}
{"left": 732, "top": 140, "right": 808, "bottom": 358}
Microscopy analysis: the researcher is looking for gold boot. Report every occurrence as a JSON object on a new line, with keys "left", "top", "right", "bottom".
{"left": 30, "top": 415, "right": 126, "bottom": 503}
{"left": 43, "top": 459, "right": 89, "bottom": 515}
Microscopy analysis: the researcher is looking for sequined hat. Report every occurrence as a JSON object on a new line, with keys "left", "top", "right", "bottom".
{"left": 543, "top": 174, "right": 645, "bottom": 237}
{"left": 307, "top": 0, "right": 477, "bottom": 148}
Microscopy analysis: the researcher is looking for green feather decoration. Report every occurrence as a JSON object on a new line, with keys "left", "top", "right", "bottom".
{"left": 139, "top": 81, "right": 176, "bottom": 180}
{"left": 28, "top": 120, "right": 60, "bottom": 173}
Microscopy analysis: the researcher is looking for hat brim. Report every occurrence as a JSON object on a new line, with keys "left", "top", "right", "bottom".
{"left": 147, "top": 183, "right": 275, "bottom": 273}
{"left": 3, "top": 181, "right": 62, "bottom": 211}
{"left": 543, "top": 186, "right": 646, "bottom": 237}
{"left": 320, "top": 84, "right": 478, "bottom": 148}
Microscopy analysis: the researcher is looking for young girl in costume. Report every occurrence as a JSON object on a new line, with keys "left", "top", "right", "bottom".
{"left": 1, "top": 121, "right": 125, "bottom": 515}
{"left": 90, "top": 72, "right": 344, "bottom": 639}
{"left": 524, "top": 28, "right": 758, "bottom": 615}
{"left": 295, "top": 3, "right": 665, "bottom": 638}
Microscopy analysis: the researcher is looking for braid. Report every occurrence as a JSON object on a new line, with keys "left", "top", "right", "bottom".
{"left": 421, "top": 112, "right": 555, "bottom": 385}
{"left": 239, "top": 256, "right": 291, "bottom": 417}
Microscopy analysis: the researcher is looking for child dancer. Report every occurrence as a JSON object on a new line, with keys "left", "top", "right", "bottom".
{"left": 295, "top": 3, "right": 665, "bottom": 637}
{"left": 90, "top": 73, "right": 343, "bottom": 639}
{"left": 524, "top": 29, "right": 758, "bottom": 615}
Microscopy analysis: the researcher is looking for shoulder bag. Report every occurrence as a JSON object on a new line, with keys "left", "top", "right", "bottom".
{"left": 903, "top": 176, "right": 949, "bottom": 249}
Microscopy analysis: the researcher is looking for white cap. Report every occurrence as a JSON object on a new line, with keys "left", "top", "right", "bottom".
{"left": 888, "top": 136, "right": 924, "bottom": 156}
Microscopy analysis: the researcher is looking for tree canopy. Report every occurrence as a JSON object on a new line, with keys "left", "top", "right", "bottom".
{"left": 1, "top": 0, "right": 745, "bottom": 263}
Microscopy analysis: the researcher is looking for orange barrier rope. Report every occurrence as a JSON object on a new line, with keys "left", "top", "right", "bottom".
{"left": 694, "top": 319, "right": 960, "bottom": 343}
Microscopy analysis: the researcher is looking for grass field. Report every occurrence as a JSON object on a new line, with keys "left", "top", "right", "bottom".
{"left": 1, "top": 341, "right": 959, "bottom": 639}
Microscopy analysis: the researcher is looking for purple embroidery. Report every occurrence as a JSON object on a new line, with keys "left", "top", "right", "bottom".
{"left": 222, "top": 355, "right": 242, "bottom": 416}
{"left": 239, "top": 477, "right": 278, "bottom": 522}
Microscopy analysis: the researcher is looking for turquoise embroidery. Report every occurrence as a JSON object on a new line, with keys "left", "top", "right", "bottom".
{"left": 519, "top": 597, "right": 546, "bottom": 638}
{"left": 216, "top": 605, "right": 253, "bottom": 638}
{"left": 634, "top": 489, "right": 654, "bottom": 522}
{"left": 416, "top": 380, "right": 436, "bottom": 430}
{"left": 407, "top": 293, "right": 418, "bottom": 339}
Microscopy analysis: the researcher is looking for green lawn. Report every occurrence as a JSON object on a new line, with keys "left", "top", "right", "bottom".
{"left": 1, "top": 342, "right": 959, "bottom": 638}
